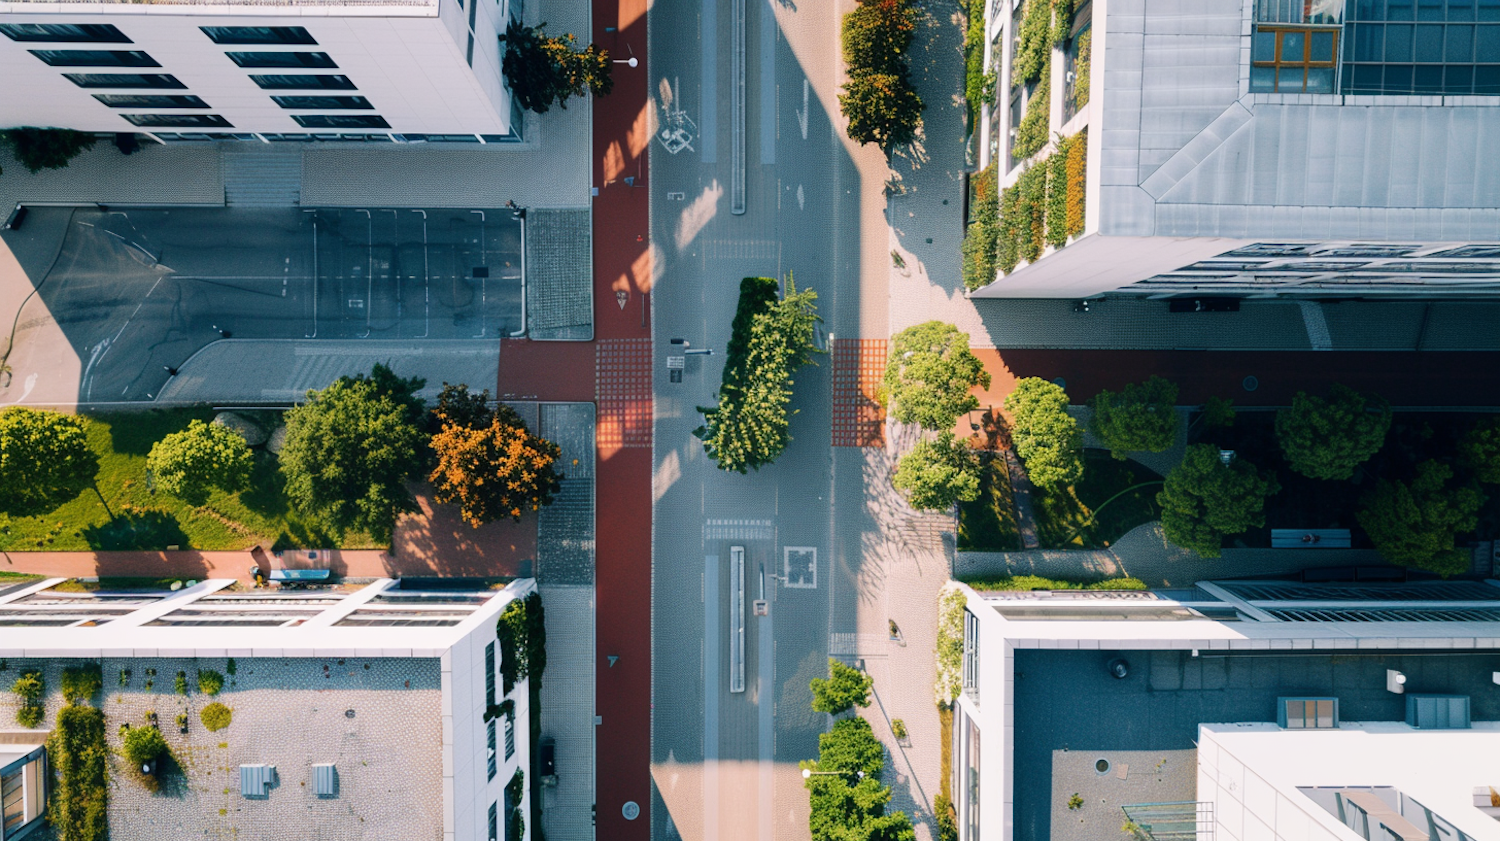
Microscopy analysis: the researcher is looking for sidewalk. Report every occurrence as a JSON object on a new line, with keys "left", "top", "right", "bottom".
{"left": 0, "top": 548, "right": 394, "bottom": 583}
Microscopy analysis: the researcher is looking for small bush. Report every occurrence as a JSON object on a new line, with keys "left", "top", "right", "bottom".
{"left": 935, "top": 793, "right": 959, "bottom": 841}
{"left": 48, "top": 704, "right": 107, "bottom": 841}
{"left": 810, "top": 659, "right": 873, "bottom": 715}
{"left": 16, "top": 706, "right": 43, "bottom": 729}
{"left": 891, "top": 718, "right": 908, "bottom": 739}
{"left": 122, "top": 725, "right": 168, "bottom": 767}
{"left": 174, "top": 671, "right": 187, "bottom": 696}
{"left": 200, "top": 702, "right": 232, "bottom": 732}
{"left": 13, "top": 671, "right": 44, "bottom": 728}
{"left": 62, "top": 663, "right": 103, "bottom": 705}
{"left": 0, "top": 127, "right": 97, "bottom": 174}
{"left": 225, "top": 658, "right": 237, "bottom": 676}
{"left": 1068, "top": 793, "right": 1084, "bottom": 810}
{"left": 197, "top": 670, "right": 224, "bottom": 696}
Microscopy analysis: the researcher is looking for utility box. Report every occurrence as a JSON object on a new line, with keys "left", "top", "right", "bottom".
{"left": 1406, "top": 694, "right": 1471, "bottom": 729}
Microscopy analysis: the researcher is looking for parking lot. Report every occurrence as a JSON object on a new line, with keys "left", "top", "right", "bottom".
{"left": 3, "top": 206, "right": 522, "bottom": 403}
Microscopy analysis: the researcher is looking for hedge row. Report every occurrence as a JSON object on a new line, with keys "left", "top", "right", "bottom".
{"left": 997, "top": 129, "right": 1086, "bottom": 274}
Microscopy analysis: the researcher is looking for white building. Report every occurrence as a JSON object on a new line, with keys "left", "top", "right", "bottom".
{"left": 971, "top": 0, "right": 1500, "bottom": 299}
{"left": 0, "top": 0, "right": 522, "bottom": 143}
{"left": 0, "top": 575, "right": 535, "bottom": 841}
{"left": 950, "top": 577, "right": 1500, "bottom": 841}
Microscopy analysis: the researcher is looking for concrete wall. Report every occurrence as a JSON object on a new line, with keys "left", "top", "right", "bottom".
{"left": 0, "top": 6, "right": 514, "bottom": 135}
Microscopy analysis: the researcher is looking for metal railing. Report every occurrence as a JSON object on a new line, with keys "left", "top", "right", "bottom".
{"left": 1121, "top": 802, "right": 1215, "bottom": 841}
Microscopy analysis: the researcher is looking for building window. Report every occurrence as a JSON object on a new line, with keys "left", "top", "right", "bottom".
{"left": 965, "top": 720, "right": 981, "bottom": 840}
{"left": 202, "top": 26, "right": 317, "bottom": 45}
{"left": 250, "top": 74, "right": 356, "bottom": 90}
{"left": 30, "top": 50, "right": 160, "bottom": 67}
{"left": 271, "top": 95, "right": 373, "bottom": 110}
{"left": 93, "top": 94, "right": 209, "bottom": 108}
{"left": 122, "top": 114, "right": 233, "bottom": 128}
{"left": 0, "top": 23, "right": 130, "bottom": 43}
{"left": 504, "top": 708, "right": 515, "bottom": 760}
{"left": 1250, "top": 25, "right": 1340, "bottom": 91}
{"left": 1, "top": 768, "right": 22, "bottom": 833}
{"left": 488, "top": 803, "right": 498, "bottom": 841}
{"left": 961, "top": 609, "right": 979, "bottom": 701}
{"left": 487, "top": 718, "right": 498, "bottom": 780}
{"left": 486, "top": 642, "right": 497, "bottom": 706}
{"left": 1342, "top": 0, "right": 1500, "bottom": 94}
{"left": 227, "top": 52, "right": 337, "bottom": 69}
{"left": 65, "top": 73, "right": 186, "bottom": 89}
{"left": 293, "top": 114, "right": 390, "bottom": 129}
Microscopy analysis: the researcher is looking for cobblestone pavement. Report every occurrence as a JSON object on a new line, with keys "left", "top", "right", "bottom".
{"left": 527, "top": 210, "right": 595, "bottom": 341}
{"left": 538, "top": 403, "right": 598, "bottom": 586}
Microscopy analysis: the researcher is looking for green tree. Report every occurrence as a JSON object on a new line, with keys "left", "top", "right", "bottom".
{"left": 1004, "top": 378, "right": 1083, "bottom": 488}
{"left": 1156, "top": 444, "right": 1280, "bottom": 558}
{"left": 810, "top": 659, "right": 873, "bottom": 715}
{"left": 122, "top": 725, "right": 168, "bottom": 767}
{"left": 501, "top": 21, "right": 613, "bottom": 114}
{"left": 1458, "top": 418, "right": 1500, "bottom": 484}
{"left": 1, "top": 127, "right": 96, "bottom": 175}
{"left": 278, "top": 364, "right": 426, "bottom": 542}
{"left": 1358, "top": 461, "right": 1483, "bottom": 576}
{"left": 0, "top": 407, "right": 99, "bottom": 516}
{"left": 146, "top": 419, "right": 254, "bottom": 504}
{"left": 429, "top": 385, "right": 563, "bottom": 527}
{"left": 842, "top": 0, "right": 916, "bottom": 77}
{"left": 1202, "top": 396, "right": 1236, "bottom": 430}
{"left": 804, "top": 717, "right": 915, "bottom": 841}
{"left": 1276, "top": 384, "right": 1391, "bottom": 481}
{"left": 1088, "top": 375, "right": 1180, "bottom": 458}
{"left": 839, "top": 72, "right": 924, "bottom": 152}
{"left": 892, "top": 433, "right": 981, "bottom": 511}
{"left": 881, "top": 321, "right": 991, "bottom": 430}
{"left": 696, "top": 276, "right": 820, "bottom": 473}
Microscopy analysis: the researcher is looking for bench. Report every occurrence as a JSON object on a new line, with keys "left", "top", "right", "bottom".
{"left": 1271, "top": 529, "right": 1352, "bottom": 549}
{"left": 269, "top": 568, "right": 330, "bottom": 582}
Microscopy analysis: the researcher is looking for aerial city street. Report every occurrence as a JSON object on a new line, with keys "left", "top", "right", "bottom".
{"left": 4, "top": 0, "right": 1500, "bottom": 840}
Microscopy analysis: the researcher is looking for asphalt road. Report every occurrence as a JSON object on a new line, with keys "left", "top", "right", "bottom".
{"left": 4, "top": 206, "right": 521, "bottom": 403}
{"left": 648, "top": 0, "right": 878, "bottom": 834}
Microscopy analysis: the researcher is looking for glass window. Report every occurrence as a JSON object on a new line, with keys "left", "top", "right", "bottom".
{"left": 122, "top": 114, "right": 233, "bottom": 128}
{"left": 488, "top": 803, "right": 498, "bottom": 841}
{"left": 226, "top": 52, "right": 336, "bottom": 69}
{"left": 250, "top": 74, "right": 356, "bottom": 90}
{"left": 486, "top": 718, "right": 497, "bottom": 780}
{"left": 961, "top": 609, "right": 979, "bottom": 699}
{"left": 65, "top": 73, "right": 185, "bottom": 89}
{"left": 1342, "top": 0, "right": 1500, "bottom": 93}
{"left": 30, "top": 50, "right": 159, "bottom": 67}
{"left": 1249, "top": 25, "right": 1341, "bottom": 92}
{"left": 202, "top": 26, "right": 316, "bottom": 45}
{"left": 504, "top": 708, "right": 515, "bottom": 760}
{"left": 271, "top": 95, "right": 373, "bottom": 109}
{"left": 0, "top": 23, "right": 130, "bottom": 43}
{"left": 293, "top": 114, "right": 390, "bottom": 129}
{"left": 485, "top": 642, "right": 496, "bottom": 706}
{"left": 94, "top": 94, "right": 209, "bottom": 108}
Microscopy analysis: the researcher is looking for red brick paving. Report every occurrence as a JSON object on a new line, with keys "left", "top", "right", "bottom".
{"left": 832, "top": 339, "right": 888, "bottom": 448}
{"left": 390, "top": 483, "right": 537, "bottom": 578}
{"left": 597, "top": 338, "right": 654, "bottom": 453}
{"left": 0, "top": 548, "right": 394, "bottom": 583}
{"left": 497, "top": 338, "right": 596, "bottom": 402}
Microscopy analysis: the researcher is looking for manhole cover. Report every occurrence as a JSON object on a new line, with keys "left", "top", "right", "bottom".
{"left": 1243, "top": 375, "right": 1259, "bottom": 392}
{"left": 1095, "top": 758, "right": 1111, "bottom": 775}
{"left": 345, "top": 709, "right": 355, "bottom": 719}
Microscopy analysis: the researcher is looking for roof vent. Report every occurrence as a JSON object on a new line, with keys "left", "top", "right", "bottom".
{"left": 313, "top": 763, "right": 337, "bottom": 797}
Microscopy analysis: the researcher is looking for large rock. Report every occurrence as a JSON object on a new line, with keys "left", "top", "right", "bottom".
{"left": 266, "top": 425, "right": 287, "bottom": 455}
{"left": 212, "top": 412, "right": 268, "bottom": 447}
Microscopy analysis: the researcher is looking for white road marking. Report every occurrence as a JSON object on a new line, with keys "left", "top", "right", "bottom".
{"left": 796, "top": 79, "right": 809, "bottom": 140}
{"left": 797, "top": 184, "right": 805, "bottom": 210}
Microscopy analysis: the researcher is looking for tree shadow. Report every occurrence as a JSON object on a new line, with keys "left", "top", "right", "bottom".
{"left": 238, "top": 453, "right": 291, "bottom": 518}
{"left": 100, "top": 407, "right": 214, "bottom": 456}
{"left": 82, "top": 511, "right": 190, "bottom": 551}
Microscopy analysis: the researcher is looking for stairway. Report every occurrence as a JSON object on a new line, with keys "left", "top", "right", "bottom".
{"left": 222, "top": 145, "right": 304, "bottom": 206}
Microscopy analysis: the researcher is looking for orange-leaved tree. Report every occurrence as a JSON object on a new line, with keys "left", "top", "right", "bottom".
{"left": 429, "top": 384, "right": 564, "bottom": 527}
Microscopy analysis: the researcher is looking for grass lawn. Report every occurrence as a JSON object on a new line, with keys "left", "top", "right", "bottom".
{"left": 0, "top": 408, "right": 379, "bottom": 552}
{"left": 1032, "top": 452, "right": 1164, "bottom": 549}
{"left": 957, "top": 452, "right": 1022, "bottom": 551}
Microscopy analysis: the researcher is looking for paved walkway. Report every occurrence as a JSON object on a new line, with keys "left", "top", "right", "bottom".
{"left": 0, "top": 548, "right": 394, "bottom": 583}
{"left": 953, "top": 521, "right": 1389, "bottom": 589}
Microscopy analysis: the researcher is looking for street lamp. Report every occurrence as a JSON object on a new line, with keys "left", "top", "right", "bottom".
{"left": 670, "top": 338, "right": 713, "bottom": 356}
{"left": 802, "top": 768, "right": 867, "bottom": 780}
{"left": 613, "top": 57, "right": 639, "bottom": 67}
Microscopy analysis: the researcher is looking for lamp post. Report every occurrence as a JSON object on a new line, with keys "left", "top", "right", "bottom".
{"left": 802, "top": 768, "right": 867, "bottom": 780}
{"left": 671, "top": 338, "right": 713, "bottom": 356}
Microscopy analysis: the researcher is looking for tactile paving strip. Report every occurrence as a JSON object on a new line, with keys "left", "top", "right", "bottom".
{"left": 596, "top": 338, "right": 653, "bottom": 450}
{"left": 831, "top": 339, "right": 887, "bottom": 448}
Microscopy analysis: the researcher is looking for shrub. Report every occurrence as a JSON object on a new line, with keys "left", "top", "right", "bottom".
{"left": 122, "top": 725, "right": 168, "bottom": 767}
{"left": 1202, "top": 396, "right": 1236, "bottom": 429}
{"left": 696, "top": 276, "right": 821, "bottom": 473}
{"left": 1276, "top": 384, "right": 1391, "bottom": 481}
{"left": 810, "top": 659, "right": 873, "bottom": 715}
{"left": 174, "top": 671, "right": 187, "bottom": 696}
{"left": 226, "top": 658, "right": 237, "bottom": 676}
{"left": 1358, "top": 461, "right": 1483, "bottom": 576}
{"left": 146, "top": 419, "right": 254, "bottom": 504}
{"left": 0, "top": 407, "right": 100, "bottom": 517}
{"left": 62, "top": 663, "right": 103, "bottom": 705}
{"left": 1005, "top": 378, "right": 1084, "bottom": 488}
{"left": 1157, "top": 445, "right": 1280, "bottom": 558}
{"left": 958, "top": 574, "right": 1147, "bottom": 591}
{"left": 935, "top": 585, "right": 966, "bottom": 705}
{"left": 935, "top": 793, "right": 959, "bottom": 841}
{"left": 891, "top": 718, "right": 908, "bottom": 739}
{"left": 893, "top": 433, "right": 983, "bottom": 511}
{"left": 1088, "top": 375, "right": 1181, "bottom": 458}
{"left": 48, "top": 704, "right": 108, "bottom": 841}
{"left": 882, "top": 321, "right": 991, "bottom": 430}
{"left": 1068, "top": 793, "right": 1084, "bottom": 810}
{"left": 496, "top": 592, "right": 547, "bottom": 698}
{"left": 804, "top": 717, "right": 913, "bottom": 841}
{"left": 0, "top": 127, "right": 97, "bottom": 175}
{"left": 13, "top": 671, "right": 43, "bottom": 728}
{"left": 197, "top": 670, "right": 224, "bottom": 697}
{"left": 200, "top": 702, "right": 232, "bottom": 731}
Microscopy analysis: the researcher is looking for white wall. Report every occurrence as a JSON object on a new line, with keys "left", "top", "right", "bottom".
{"left": 0, "top": 6, "right": 513, "bottom": 135}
